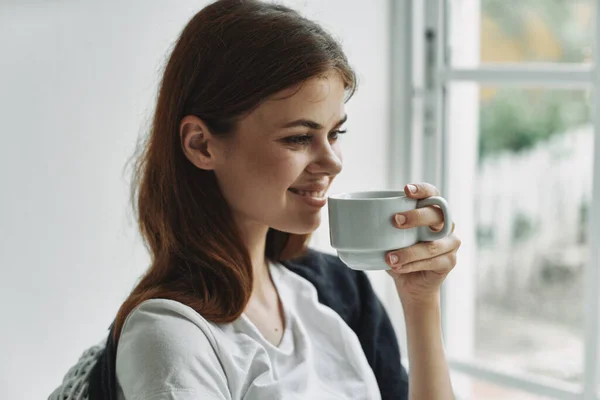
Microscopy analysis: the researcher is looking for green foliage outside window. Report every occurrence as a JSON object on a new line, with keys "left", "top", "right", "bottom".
{"left": 479, "top": 0, "right": 592, "bottom": 161}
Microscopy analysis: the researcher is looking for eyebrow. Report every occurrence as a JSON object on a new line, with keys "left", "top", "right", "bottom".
{"left": 281, "top": 114, "right": 348, "bottom": 130}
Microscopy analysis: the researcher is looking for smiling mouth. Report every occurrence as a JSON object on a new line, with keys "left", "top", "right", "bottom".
{"left": 288, "top": 188, "right": 326, "bottom": 199}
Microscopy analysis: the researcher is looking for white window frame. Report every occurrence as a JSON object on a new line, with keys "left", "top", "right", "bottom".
{"left": 390, "top": 0, "right": 600, "bottom": 399}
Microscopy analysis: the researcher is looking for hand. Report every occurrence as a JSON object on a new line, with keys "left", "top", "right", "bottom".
{"left": 386, "top": 182, "right": 461, "bottom": 306}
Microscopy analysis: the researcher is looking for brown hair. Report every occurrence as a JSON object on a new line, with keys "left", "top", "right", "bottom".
{"left": 113, "top": 0, "right": 357, "bottom": 341}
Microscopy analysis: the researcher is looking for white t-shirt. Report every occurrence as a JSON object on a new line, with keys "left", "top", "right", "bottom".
{"left": 115, "top": 262, "right": 381, "bottom": 400}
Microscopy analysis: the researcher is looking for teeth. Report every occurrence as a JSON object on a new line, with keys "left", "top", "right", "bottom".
{"left": 291, "top": 189, "right": 325, "bottom": 198}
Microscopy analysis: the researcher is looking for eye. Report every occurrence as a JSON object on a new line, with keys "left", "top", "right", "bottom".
{"left": 282, "top": 135, "right": 312, "bottom": 146}
{"left": 329, "top": 129, "right": 347, "bottom": 141}
{"left": 282, "top": 129, "right": 347, "bottom": 147}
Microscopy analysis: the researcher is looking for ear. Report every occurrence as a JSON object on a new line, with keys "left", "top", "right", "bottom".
{"left": 179, "top": 115, "right": 218, "bottom": 171}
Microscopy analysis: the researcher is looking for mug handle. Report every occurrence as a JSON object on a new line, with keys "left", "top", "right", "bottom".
{"left": 416, "top": 196, "right": 453, "bottom": 242}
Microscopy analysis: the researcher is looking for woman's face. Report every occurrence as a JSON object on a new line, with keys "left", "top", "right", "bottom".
{"left": 182, "top": 73, "right": 346, "bottom": 236}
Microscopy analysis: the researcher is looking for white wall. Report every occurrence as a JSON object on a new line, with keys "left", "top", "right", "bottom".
{"left": 0, "top": 1, "right": 400, "bottom": 398}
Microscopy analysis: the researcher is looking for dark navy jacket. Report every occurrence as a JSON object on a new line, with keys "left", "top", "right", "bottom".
{"left": 87, "top": 249, "right": 409, "bottom": 399}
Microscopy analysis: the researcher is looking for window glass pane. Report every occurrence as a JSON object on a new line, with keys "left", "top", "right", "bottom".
{"left": 445, "top": 83, "right": 593, "bottom": 385}
{"left": 451, "top": 371, "right": 556, "bottom": 399}
{"left": 449, "top": 0, "right": 594, "bottom": 66}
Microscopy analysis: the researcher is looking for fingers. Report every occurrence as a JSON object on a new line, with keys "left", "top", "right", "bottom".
{"left": 391, "top": 250, "right": 458, "bottom": 275}
{"left": 388, "top": 182, "right": 458, "bottom": 276}
{"left": 393, "top": 206, "right": 445, "bottom": 230}
{"left": 404, "top": 182, "right": 440, "bottom": 199}
{"left": 386, "top": 234, "right": 462, "bottom": 269}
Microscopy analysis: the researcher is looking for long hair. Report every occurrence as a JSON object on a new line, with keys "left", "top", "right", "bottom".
{"left": 114, "top": 0, "right": 357, "bottom": 341}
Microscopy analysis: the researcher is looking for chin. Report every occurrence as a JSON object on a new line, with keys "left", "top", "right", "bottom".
{"left": 276, "top": 213, "right": 322, "bottom": 235}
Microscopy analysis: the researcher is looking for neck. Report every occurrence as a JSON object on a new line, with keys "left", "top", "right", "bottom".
{"left": 235, "top": 219, "right": 273, "bottom": 302}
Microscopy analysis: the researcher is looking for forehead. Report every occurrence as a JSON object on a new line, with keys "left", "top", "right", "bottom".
{"left": 250, "top": 74, "right": 346, "bottom": 130}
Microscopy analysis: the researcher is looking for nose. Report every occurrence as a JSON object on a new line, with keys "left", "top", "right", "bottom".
{"left": 306, "top": 140, "right": 343, "bottom": 176}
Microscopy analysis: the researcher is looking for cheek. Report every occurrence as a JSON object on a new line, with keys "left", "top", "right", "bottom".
{"left": 262, "top": 152, "right": 305, "bottom": 188}
{"left": 228, "top": 147, "right": 303, "bottom": 192}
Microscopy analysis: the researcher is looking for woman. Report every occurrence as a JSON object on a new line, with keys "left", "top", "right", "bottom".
{"left": 99, "top": 1, "right": 461, "bottom": 399}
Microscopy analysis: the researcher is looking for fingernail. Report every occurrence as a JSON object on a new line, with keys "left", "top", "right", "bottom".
{"left": 395, "top": 214, "right": 407, "bottom": 226}
{"left": 407, "top": 184, "right": 417, "bottom": 194}
{"left": 389, "top": 254, "right": 399, "bottom": 265}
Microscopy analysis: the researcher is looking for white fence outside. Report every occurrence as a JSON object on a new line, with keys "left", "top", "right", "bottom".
{"left": 476, "top": 124, "right": 594, "bottom": 312}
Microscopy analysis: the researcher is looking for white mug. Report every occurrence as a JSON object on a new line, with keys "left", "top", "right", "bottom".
{"left": 328, "top": 190, "right": 452, "bottom": 271}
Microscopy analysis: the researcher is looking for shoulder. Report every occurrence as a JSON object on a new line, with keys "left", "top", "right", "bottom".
{"left": 116, "top": 299, "right": 229, "bottom": 399}
{"left": 118, "top": 298, "right": 220, "bottom": 352}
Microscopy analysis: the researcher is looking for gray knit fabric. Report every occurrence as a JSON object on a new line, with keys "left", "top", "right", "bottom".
{"left": 48, "top": 342, "right": 105, "bottom": 400}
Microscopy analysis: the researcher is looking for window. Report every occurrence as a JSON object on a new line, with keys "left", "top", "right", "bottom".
{"left": 391, "top": 0, "right": 600, "bottom": 398}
